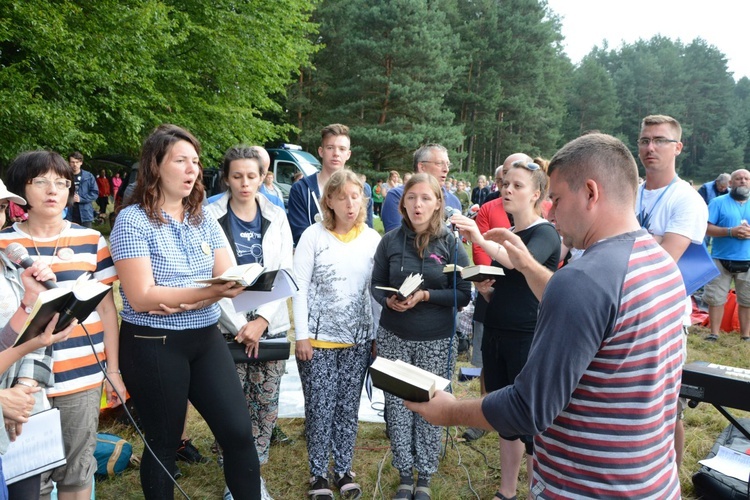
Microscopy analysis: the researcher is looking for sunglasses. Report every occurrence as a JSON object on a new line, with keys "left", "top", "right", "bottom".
{"left": 511, "top": 161, "right": 540, "bottom": 171}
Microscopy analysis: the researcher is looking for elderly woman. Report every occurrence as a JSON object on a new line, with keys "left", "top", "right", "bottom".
{"left": 110, "top": 125, "right": 260, "bottom": 499}
{"left": 293, "top": 169, "right": 380, "bottom": 500}
{"left": 371, "top": 173, "right": 471, "bottom": 500}
{"left": 0, "top": 179, "right": 78, "bottom": 499}
{"left": 207, "top": 145, "right": 293, "bottom": 499}
{"left": 0, "top": 151, "right": 124, "bottom": 500}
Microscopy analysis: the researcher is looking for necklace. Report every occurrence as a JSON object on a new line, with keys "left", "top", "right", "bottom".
{"left": 26, "top": 221, "right": 65, "bottom": 262}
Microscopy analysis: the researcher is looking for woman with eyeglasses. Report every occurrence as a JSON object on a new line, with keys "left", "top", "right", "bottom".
{"left": 0, "top": 151, "right": 125, "bottom": 499}
{"left": 451, "top": 161, "right": 560, "bottom": 500}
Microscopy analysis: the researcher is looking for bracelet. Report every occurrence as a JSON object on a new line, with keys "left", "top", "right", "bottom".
{"left": 15, "top": 380, "right": 37, "bottom": 388}
{"left": 728, "top": 227, "right": 733, "bottom": 238}
{"left": 106, "top": 370, "right": 121, "bottom": 375}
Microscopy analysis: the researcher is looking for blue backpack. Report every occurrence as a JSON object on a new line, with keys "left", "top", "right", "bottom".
{"left": 94, "top": 433, "right": 133, "bottom": 477}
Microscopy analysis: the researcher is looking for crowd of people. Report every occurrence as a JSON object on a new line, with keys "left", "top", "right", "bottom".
{"left": 0, "top": 113, "right": 728, "bottom": 500}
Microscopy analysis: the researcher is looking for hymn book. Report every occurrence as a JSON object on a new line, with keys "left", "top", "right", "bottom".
{"left": 368, "top": 357, "right": 450, "bottom": 402}
{"left": 16, "top": 275, "right": 110, "bottom": 347}
{"left": 375, "top": 273, "right": 424, "bottom": 301}
{"left": 195, "top": 263, "right": 266, "bottom": 287}
{"left": 443, "top": 264, "right": 504, "bottom": 282}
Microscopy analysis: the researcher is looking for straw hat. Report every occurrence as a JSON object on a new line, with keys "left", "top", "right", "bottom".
{"left": 0, "top": 180, "right": 26, "bottom": 205}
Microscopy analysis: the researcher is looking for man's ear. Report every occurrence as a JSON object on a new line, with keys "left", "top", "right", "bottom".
{"left": 584, "top": 179, "right": 600, "bottom": 209}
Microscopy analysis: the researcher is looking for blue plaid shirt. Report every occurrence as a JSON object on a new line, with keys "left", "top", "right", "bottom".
{"left": 110, "top": 205, "right": 226, "bottom": 330}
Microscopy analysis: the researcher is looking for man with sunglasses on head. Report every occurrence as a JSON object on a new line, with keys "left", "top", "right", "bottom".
{"left": 381, "top": 144, "right": 462, "bottom": 233}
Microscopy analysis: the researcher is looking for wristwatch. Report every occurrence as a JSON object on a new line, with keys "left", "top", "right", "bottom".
{"left": 19, "top": 299, "right": 33, "bottom": 314}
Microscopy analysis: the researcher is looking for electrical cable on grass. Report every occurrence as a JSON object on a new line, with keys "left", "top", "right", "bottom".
{"left": 82, "top": 323, "right": 191, "bottom": 499}
{"left": 446, "top": 426, "right": 480, "bottom": 499}
{"left": 374, "top": 448, "right": 391, "bottom": 499}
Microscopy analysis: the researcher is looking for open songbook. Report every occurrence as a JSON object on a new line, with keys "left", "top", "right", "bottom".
{"left": 443, "top": 264, "right": 504, "bottom": 282}
{"left": 16, "top": 274, "right": 110, "bottom": 346}
{"left": 368, "top": 357, "right": 450, "bottom": 402}
{"left": 375, "top": 273, "right": 424, "bottom": 301}
{"left": 195, "top": 263, "right": 266, "bottom": 287}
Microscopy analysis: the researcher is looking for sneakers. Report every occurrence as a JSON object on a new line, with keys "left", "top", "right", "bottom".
{"left": 705, "top": 334, "right": 719, "bottom": 341}
{"left": 176, "top": 439, "right": 209, "bottom": 464}
{"left": 462, "top": 427, "right": 486, "bottom": 441}
{"left": 742, "top": 336, "right": 750, "bottom": 342}
{"left": 270, "top": 425, "right": 291, "bottom": 444}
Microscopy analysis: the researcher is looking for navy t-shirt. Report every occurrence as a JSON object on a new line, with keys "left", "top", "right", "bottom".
{"left": 228, "top": 205, "right": 264, "bottom": 265}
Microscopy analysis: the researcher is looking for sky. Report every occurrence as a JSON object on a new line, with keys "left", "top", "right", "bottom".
{"left": 545, "top": 0, "right": 749, "bottom": 81}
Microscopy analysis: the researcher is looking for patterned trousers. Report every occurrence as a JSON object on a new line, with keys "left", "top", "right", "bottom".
{"left": 297, "top": 342, "right": 371, "bottom": 477}
{"left": 236, "top": 359, "right": 286, "bottom": 465}
{"left": 376, "top": 326, "right": 456, "bottom": 478}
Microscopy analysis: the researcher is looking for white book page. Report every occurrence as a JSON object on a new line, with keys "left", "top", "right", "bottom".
{"left": 3, "top": 408, "right": 66, "bottom": 484}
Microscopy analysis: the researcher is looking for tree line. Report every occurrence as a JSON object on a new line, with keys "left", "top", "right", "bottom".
{"left": 1, "top": 0, "right": 747, "bottom": 181}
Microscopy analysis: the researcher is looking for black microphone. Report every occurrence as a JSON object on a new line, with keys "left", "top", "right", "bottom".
{"left": 5, "top": 242, "right": 58, "bottom": 289}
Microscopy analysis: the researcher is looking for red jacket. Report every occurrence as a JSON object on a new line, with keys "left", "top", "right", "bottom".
{"left": 473, "top": 198, "right": 511, "bottom": 265}
{"left": 96, "top": 176, "right": 111, "bottom": 197}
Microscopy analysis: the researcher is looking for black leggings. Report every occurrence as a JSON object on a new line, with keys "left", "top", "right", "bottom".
{"left": 119, "top": 321, "right": 260, "bottom": 499}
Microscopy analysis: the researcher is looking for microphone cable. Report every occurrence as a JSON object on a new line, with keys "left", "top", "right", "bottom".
{"left": 80, "top": 322, "right": 192, "bottom": 499}
{"left": 441, "top": 221, "right": 461, "bottom": 460}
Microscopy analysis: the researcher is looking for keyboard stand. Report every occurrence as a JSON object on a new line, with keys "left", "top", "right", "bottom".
{"left": 688, "top": 399, "right": 750, "bottom": 441}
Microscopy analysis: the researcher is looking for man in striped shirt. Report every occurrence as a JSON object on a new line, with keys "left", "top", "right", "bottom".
{"left": 407, "top": 133, "right": 684, "bottom": 499}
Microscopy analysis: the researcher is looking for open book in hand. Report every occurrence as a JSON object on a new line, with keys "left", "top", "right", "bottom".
{"left": 443, "top": 264, "right": 504, "bottom": 282}
{"left": 368, "top": 357, "right": 450, "bottom": 402}
{"left": 16, "top": 274, "right": 111, "bottom": 347}
{"left": 195, "top": 263, "right": 265, "bottom": 287}
{"left": 375, "top": 273, "right": 424, "bottom": 301}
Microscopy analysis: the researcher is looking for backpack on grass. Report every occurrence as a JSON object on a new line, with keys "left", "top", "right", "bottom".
{"left": 94, "top": 433, "right": 133, "bottom": 477}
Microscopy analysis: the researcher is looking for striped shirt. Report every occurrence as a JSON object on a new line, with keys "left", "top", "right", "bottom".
{"left": 483, "top": 230, "right": 684, "bottom": 499}
{"left": 0, "top": 221, "right": 118, "bottom": 397}
{"left": 109, "top": 205, "right": 225, "bottom": 330}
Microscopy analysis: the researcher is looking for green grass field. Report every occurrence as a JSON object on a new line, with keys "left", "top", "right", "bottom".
{"left": 93, "top": 214, "right": 750, "bottom": 498}
{"left": 96, "top": 324, "right": 750, "bottom": 499}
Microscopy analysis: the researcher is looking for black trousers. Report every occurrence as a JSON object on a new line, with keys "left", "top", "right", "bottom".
{"left": 119, "top": 322, "right": 260, "bottom": 499}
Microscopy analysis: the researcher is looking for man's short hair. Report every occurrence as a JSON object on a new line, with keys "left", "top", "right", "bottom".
{"left": 412, "top": 144, "right": 448, "bottom": 172}
{"left": 717, "top": 173, "right": 731, "bottom": 183}
{"left": 640, "top": 115, "right": 682, "bottom": 141}
{"left": 69, "top": 151, "right": 84, "bottom": 161}
{"left": 321, "top": 123, "right": 350, "bottom": 142}
{"left": 548, "top": 133, "right": 638, "bottom": 207}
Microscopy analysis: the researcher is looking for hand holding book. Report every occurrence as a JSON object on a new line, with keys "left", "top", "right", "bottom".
{"left": 385, "top": 289, "right": 429, "bottom": 313}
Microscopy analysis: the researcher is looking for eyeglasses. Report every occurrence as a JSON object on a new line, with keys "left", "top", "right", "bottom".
{"left": 0, "top": 203, "right": 8, "bottom": 212}
{"left": 421, "top": 160, "right": 452, "bottom": 169}
{"left": 637, "top": 137, "right": 678, "bottom": 148}
{"left": 512, "top": 161, "right": 540, "bottom": 171}
{"left": 28, "top": 177, "right": 72, "bottom": 190}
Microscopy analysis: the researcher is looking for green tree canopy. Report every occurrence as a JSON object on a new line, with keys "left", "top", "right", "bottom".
{"left": 0, "top": 0, "right": 318, "bottom": 166}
